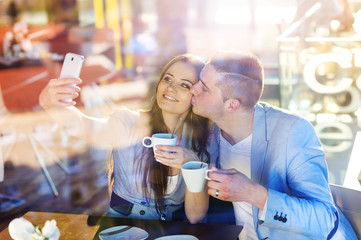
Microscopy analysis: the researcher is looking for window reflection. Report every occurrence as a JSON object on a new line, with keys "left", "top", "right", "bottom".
{"left": 1, "top": 0, "right": 361, "bottom": 217}
{"left": 279, "top": 0, "right": 361, "bottom": 186}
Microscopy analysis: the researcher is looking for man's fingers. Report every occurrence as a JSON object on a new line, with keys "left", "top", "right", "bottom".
{"left": 207, "top": 180, "right": 223, "bottom": 191}
{"left": 207, "top": 187, "right": 222, "bottom": 199}
{"left": 213, "top": 168, "right": 237, "bottom": 174}
{"left": 208, "top": 169, "right": 235, "bottom": 182}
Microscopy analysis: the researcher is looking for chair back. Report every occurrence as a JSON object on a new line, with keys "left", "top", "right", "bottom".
{"left": 330, "top": 184, "right": 361, "bottom": 239}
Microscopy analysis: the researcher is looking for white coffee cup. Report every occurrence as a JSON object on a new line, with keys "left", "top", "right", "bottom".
{"left": 181, "top": 161, "right": 213, "bottom": 193}
{"left": 142, "top": 133, "right": 177, "bottom": 158}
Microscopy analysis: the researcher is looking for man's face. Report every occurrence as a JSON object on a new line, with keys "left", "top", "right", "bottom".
{"left": 190, "top": 64, "right": 225, "bottom": 120}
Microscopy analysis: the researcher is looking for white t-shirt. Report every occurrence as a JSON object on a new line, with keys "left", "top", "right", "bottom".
{"left": 220, "top": 133, "right": 259, "bottom": 240}
{"left": 165, "top": 175, "right": 179, "bottom": 195}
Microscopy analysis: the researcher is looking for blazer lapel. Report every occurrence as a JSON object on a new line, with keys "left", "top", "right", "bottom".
{"left": 251, "top": 103, "right": 269, "bottom": 230}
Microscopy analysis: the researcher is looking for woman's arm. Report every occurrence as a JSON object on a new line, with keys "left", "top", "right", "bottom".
{"left": 185, "top": 186, "right": 209, "bottom": 223}
{"left": 39, "top": 78, "right": 120, "bottom": 148}
{"left": 154, "top": 145, "right": 210, "bottom": 223}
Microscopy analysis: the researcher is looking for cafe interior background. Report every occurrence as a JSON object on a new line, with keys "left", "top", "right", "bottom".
{"left": 1, "top": 0, "right": 361, "bottom": 230}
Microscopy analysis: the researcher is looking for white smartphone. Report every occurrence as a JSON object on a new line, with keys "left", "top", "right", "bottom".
{"left": 60, "top": 52, "right": 84, "bottom": 80}
{"left": 59, "top": 52, "right": 84, "bottom": 102}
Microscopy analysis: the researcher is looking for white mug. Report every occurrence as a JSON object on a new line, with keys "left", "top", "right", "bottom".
{"left": 142, "top": 133, "right": 177, "bottom": 159}
{"left": 181, "top": 161, "right": 213, "bottom": 193}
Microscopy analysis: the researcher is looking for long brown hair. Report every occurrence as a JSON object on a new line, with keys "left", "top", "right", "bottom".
{"left": 140, "top": 54, "right": 210, "bottom": 215}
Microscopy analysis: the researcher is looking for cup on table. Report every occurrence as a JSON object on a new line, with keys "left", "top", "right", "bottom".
{"left": 142, "top": 133, "right": 177, "bottom": 160}
{"left": 181, "top": 161, "right": 213, "bottom": 193}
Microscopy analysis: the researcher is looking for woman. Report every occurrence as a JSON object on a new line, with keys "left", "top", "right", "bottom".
{"left": 39, "top": 54, "right": 214, "bottom": 222}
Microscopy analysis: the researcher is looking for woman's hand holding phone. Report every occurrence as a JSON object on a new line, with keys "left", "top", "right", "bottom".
{"left": 39, "top": 52, "right": 84, "bottom": 109}
{"left": 39, "top": 78, "right": 82, "bottom": 109}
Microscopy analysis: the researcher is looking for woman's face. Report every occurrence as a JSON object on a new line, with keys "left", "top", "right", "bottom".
{"left": 156, "top": 61, "right": 198, "bottom": 115}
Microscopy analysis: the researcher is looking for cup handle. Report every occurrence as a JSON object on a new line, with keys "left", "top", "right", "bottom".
{"left": 142, "top": 137, "right": 153, "bottom": 148}
{"left": 205, "top": 169, "right": 213, "bottom": 180}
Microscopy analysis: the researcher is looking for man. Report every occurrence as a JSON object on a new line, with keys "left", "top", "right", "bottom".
{"left": 189, "top": 51, "right": 356, "bottom": 239}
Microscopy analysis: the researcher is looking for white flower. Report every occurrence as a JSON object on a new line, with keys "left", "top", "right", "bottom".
{"left": 42, "top": 220, "right": 60, "bottom": 240}
{"left": 8, "top": 218, "right": 35, "bottom": 240}
{"left": 8, "top": 217, "right": 60, "bottom": 240}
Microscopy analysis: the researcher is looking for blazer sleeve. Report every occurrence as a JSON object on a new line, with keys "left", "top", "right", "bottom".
{"left": 259, "top": 118, "right": 338, "bottom": 239}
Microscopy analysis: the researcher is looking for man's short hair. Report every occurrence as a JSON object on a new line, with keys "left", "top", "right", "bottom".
{"left": 209, "top": 51, "right": 264, "bottom": 109}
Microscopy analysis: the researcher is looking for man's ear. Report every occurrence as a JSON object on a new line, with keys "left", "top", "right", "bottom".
{"left": 224, "top": 98, "right": 240, "bottom": 113}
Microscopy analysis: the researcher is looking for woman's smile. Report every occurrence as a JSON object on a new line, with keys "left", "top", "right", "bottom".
{"left": 156, "top": 61, "right": 197, "bottom": 115}
{"left": 163, "top": 94, "right": 178, "bottom": 102}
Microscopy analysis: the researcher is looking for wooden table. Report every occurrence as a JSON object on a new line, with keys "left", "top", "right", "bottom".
{"left": 0, "top": 211, "right": 242, "bottom": 240}
{"left": 0, "top": 211, "right": 99, "bottom": 239}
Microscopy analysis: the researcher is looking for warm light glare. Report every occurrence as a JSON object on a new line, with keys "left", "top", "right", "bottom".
{"left": 255, "top": 7, "right": 297, "bottom": 24}
{"left": 188, "top": 8, "right": 197, "bottom": 21}
{"left": 327, "top": 102, "right": 339, "bottom": 113}
{"left": 316, "top": 113, "right": 337, "bottom": 124}
{"left": 340, "top": 114, "right": 352, "bottom": 123}
{"left": 215, "top": 7, "right": 251, "bottom": 24}
{"left": 330, "top": 20, "right": 341, "bottom": 31}
{"left": 215, "top": 6, "right": 297, "bottom": 25}
{"left": 306, "top": 113, "right": 316, "bottom": 122}
{"left": 353, "top": 9, "right": 361, "bottom": 33}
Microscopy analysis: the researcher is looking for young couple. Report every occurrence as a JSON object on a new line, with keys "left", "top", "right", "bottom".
{"left": 39, "top": 51, "right": 356, "bottom": 239}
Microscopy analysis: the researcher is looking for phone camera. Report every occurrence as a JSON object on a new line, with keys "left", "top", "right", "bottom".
{"left": 71, "top": 57, "right": 74, "bottom": 61}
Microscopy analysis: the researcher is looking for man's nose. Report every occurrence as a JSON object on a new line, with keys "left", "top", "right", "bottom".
{"left": 190, "top": 82, "right": 199, "bottom": 95}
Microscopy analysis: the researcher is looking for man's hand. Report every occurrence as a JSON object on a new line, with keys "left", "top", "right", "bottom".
{"left": 207, "top": 168, "right": 268, "bottom": 209}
